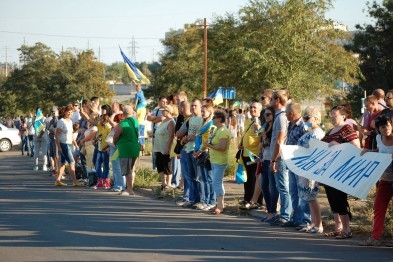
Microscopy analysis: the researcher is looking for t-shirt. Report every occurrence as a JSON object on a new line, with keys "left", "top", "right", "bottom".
{"left": 242, "top": 118, "right": 262, "bottom": 156}
{"left": 117, "top": 117, "right": 140, "bottom": 158}
{"left": 56, "top": 118, "right": 73, "bottom": 144}
{"left": 209, "top": 125, "right": 231, "bottom": 165}
{"left": 97, "top": 123, "right": 112, "bottom": 151}
{"left": 270, "top": 109, "right": 288, "bottom": 158}
{"left": 376, "top": 134, "right": 393, "bottom": 181}
{"left": 181, "top": 115, "right": 203, "bottom": 153}
{"left": 135, "top": 90, "right": 146, "bottom": 105}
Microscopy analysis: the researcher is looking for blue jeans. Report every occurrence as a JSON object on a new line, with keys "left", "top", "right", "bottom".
{"left": 111, "top": 147, "right": 124, "bottom": 190}
{"left": 171, "top": 156, "right": 181, "bottom": 187}
{"left": 261, "top": 160, "right": 279, "bottom": 214}
{"left": 275, "top": 158, "right": 291, "bottom": 221}
{"left": 180, "top": 150, "right": 199, "bottom": 203}
{"left": 211, "top": 163, "right": 228, "bottom": 197}
{"left": 198, "top": 165, "right": 215, "bottom": 205}
{"left": 95, "top": 150, "right": 110, "bottom": 179}
{"left": 92, "top": 144, "right": 98, "bottom": 169}
{"left": 289, "top": 170, "right": 311, "bottom": 225}
{"left": 28, "top": 135, "right": 34, "bottom": 156}
{"left": 21, "top": 134, "right": 28, "bottom": 153}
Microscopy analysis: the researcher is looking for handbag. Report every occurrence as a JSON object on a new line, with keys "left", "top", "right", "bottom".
{"left": 196, "top": 151, "right": 212, "bottom": 170}
{"left": 174, "top": 139, "right": 184, "bottom": 154}
{"left": 235, "top": 163, "right": 247, "bottom": 184}
{"left": 105, "top": 129, "right": 116, "bottom": 148}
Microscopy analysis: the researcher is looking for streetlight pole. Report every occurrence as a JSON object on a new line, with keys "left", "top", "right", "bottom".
{"left": 203, "top": 18, "right": 208, "bottom": 98}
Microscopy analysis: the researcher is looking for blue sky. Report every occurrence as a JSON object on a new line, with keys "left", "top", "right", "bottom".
{"left": 0, "top": 0, "right": 379, "bottom": 65}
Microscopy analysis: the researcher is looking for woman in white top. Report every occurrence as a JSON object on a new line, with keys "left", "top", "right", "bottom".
{"left": 359, "top": 115, "right": 393, "bottom": 246}
{"left": 54, "top": 105, "right": 83, "bottom": 187}
{"left": 153, "top": 105, "right": 176, "bottom": 190}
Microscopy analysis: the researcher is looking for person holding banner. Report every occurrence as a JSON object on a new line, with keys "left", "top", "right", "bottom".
{"left": 322, "top": 105, "right": 360, "bottom": 239}
{"left": 296, "top": 107, "right": 325, "bottom": 233}
{"left": 269, "top": 90, "right": 290, "bottom": 226}
{"left": 359, "top": 115, "right": 393, "bottom": 246}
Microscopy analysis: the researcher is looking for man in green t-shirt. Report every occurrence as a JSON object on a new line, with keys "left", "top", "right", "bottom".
{"left": 113, "top": 105, "right": 140, "bottom": 196}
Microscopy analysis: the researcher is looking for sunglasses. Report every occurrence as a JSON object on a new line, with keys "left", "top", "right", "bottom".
{"left": 264, "top": 113, "right": 272, "bottom": 117}
{"left": 303, "top": 116, "right": 311, "bottom": 121}
{"left": 73, "top": 104, "right": 79, "bottom": 107}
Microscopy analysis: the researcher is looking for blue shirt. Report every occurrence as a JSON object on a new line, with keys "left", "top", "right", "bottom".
{"left": 286, "top": 118, "right": 306, "bottom": 145}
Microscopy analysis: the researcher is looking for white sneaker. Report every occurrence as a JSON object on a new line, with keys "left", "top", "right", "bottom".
{"left": 43, "top": 166, "right": 48, "bottom": 171}
{"left": 203, "top": 204, "right": 215, "bottom": 211}
{"left": 196, "top": 203, "right": 207, "bottom": 210}
{"left": 33, "top": 166, "right": 38, "bottom": 171}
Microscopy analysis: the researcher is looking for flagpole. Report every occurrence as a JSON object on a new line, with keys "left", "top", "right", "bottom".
{"left": 203, "top": 18, "right": 207, "bottom": 98}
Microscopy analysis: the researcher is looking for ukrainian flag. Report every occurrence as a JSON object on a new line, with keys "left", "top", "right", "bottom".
{"left": 34, "top": 108, "right": 45, "bottom": 135}
{"left": 208, "top": 88, "right": 223, "bottom": 105}
{"left": 120, "top": 49, "right": 150, "bottom": 85}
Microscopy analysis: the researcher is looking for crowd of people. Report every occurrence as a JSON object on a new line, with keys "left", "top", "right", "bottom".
{"left": 2, "top": 86, "right": 393, "bottom": 247}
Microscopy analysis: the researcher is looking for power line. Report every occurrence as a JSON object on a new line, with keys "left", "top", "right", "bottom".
{"left": 0, "top": 30, "right": 160, "bottom": 40}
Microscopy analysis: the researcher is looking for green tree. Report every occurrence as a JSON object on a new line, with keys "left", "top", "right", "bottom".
{"left": 152, "top": 0, "right": 361, "bottom": 103}
{"left": 2, "top": 43, "right": 113, "bottom": 115}
{"left": 347, "top": 0, "right": 393, "bottom": 93}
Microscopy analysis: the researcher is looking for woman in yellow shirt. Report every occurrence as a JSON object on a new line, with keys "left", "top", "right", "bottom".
{"left": 203, "top": 109, "right": 231, "bottom": 215}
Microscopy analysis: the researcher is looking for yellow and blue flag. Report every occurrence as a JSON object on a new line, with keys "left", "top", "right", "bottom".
{"left": 120, "top": 49, "right": 150, "bottom": 85}
{"left": 245, "top": 148, "right": 260, "bottom": 162}
{"left": 34, "top": 108, "right": 45, "bottom": 135}
{"left": 208, "top": 88, "right": 223, "bottom": 105}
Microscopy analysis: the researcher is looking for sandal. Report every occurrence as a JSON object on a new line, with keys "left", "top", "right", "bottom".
{"left": 324, "top": 230, "right": 342, "bottom": 237}
{"left": 335, "top": 231, "right": 352, "bottom": 239}
{"left": 211, "top": 208, "right": 222, "bottom": 215}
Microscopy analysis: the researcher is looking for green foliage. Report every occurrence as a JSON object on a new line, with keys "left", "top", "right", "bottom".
{"left": 134, "top": 167, "right": 160, "bottom": 188}
{"left": 150, "top": 0, "right": 361, "bottom": 103}
{"left": 346, "top": 0, "right": 393, "bottom": 94}
{"left": 1, "top": 43, "right": 113, "bottom": 116}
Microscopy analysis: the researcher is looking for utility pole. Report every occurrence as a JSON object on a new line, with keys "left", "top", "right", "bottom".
{"left": 2, "top": 47, "right": 9, "bottom": 77}
{"left": 129, "top": 35, "right": 137, "bottom": 62}
{"left": 203, "top": 18, "right": 208, "bottom": 98}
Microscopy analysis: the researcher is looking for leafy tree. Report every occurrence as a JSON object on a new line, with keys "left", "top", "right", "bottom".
{"left": 347, "top": 0, "right": 393, "bottom": 93}
{"left": 151, "top": 0, "right": 361, "bottom": 103}
{"left": 1, "top": 43, "right": 113, "bottom": 115}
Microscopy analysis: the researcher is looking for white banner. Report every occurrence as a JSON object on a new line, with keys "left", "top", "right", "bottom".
{"left": 282, "top": 139, "right": 391, "bottom": 199}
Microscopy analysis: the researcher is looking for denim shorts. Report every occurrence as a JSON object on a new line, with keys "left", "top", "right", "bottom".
{"left": 59, "top": 143, "right": 75, "bottom": 165}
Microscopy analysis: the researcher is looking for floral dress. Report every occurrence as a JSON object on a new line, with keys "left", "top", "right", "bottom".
{"left": 297, "top": 127, "right": 325, "bottom": 201}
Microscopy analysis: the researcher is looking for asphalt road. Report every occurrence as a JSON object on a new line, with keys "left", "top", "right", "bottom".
{"left": 1, "top": 151, "right": 393, "bottom": 261}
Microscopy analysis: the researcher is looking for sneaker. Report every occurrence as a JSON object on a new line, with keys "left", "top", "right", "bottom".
{"left": 42, "top": 166, "right": 48, "bottom": 172}
{"left": 270, "top": 218, "right": 287, "bottom": 226}
{"left": 182, "top": 202, "right": 195, "bottom": 208}
{"left": 358, "top": 237, "right": 381, "bottom": 246}
{"left": 54, "top": 180, "right": 67, "bottom": 186}
{"left": 109, "top": 188, "right": 122, "bottom": 192}
{"left": 281, "top": 221, "right": 298, "bottom": 227}
{"left": 33, "top": 166, "right": 39, "bottom": 171}
{"left": 299, "top": 226, "right": 311, "bottom": 232}
{"left": 196, "top": 203, "right": 207, "bottom": 210}
{"left": 309, "top": 226, "right": 324, "bottom": 234}
{"left": 204, "top": 204, "right": 215, "bottom": 211}
{"left": 175, "top": 200, "right": 188, "bottom": 206}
